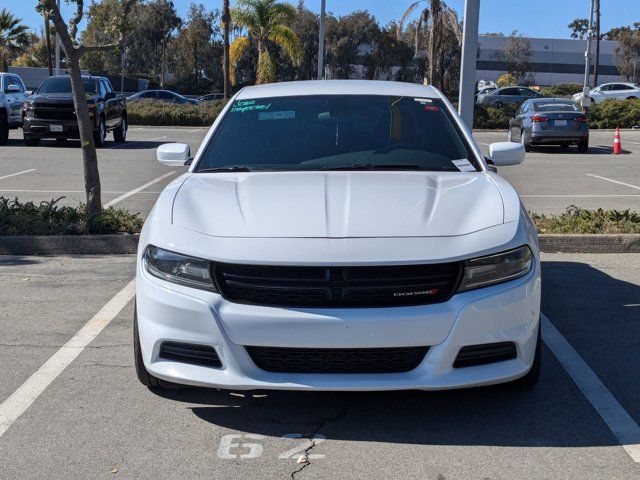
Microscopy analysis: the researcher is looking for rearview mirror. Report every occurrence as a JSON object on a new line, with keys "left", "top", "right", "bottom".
{"left": 157, "top": 143, "right": 191, "bottom": 167}
{"left": 489, "top": 142, "right": 525, "bottom": 166}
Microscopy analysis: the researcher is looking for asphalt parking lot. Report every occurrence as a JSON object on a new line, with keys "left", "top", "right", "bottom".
{"left": 2, "top": 126, "right": 640, "bottom": 216}
{"left": 1, "top": 253, "right": 639, "bottom": 479}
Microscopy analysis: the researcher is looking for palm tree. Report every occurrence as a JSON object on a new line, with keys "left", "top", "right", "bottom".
{"left": 0, "top": 9, "right": 30, "bottom": 72}
{"left": 398, "top": 0, "right": 460, "bottom": 87}
{"left": 229, "top": 0, "right": 302, "bottom": 85}
{"left": 222, "top": 0, "right": 231, "bottom": 98}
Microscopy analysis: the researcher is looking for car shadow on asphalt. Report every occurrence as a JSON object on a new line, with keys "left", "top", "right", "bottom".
{"left": 146, "top": 260, "right": 639, "bottom": 449}
{"left": 2, "top": 138, "right": 168, "bottom": 150}
{"left": 531, "top": 145, "right": 612, "bottom": 155}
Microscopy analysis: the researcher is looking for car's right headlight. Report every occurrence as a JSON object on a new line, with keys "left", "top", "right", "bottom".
{"left": 143, "top": 245, "right": 218, "bottom": 292}
{"left": 458, "top": 246, "right": 533, "bottom": 292}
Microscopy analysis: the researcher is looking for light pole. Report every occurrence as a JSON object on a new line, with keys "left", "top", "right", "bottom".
{"left": 317, "top": 0, "right": 326, "bottom": 80}
{"left": 581, "top": 0, "right": 595, "bottom": 109}
{"left": 54, "top": 0, "right": 61, "bottom": 75}
{"left": 458, "top": 0, "right": 480, "bottom": 129}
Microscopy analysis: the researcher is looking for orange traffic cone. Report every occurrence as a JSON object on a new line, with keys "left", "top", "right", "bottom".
{"left": 613, "top": 127, "right": 622, "bottom": 154}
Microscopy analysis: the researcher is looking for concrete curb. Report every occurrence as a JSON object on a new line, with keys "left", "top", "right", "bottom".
{"left": 0, "top": 234, "right": 139, "bottom": 255}
{"left": 539, "top": 234, "right": 640, "bottom": 253}
{"left": 1, "top": 233, "right": 639, "bottom": 255}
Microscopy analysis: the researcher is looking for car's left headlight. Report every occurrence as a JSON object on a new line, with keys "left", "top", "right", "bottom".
{"left": 143, "top": 245, "right": 218, "bottom": 292}
{"left": 458, "top": 246, "right": 533, "bottom": 292}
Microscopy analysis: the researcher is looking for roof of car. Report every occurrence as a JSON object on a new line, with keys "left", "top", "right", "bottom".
{"left": 235, "top": 80, "right": 442, "bottom": 100}
{"left": 529, "top": 97, "right": 572, "bottom": 103}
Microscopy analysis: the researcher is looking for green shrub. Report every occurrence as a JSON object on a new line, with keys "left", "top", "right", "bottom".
{"left": 127, "top": 99, "right": 227, "bottom": 126}
{"left": 473, "top": 103, "right": 518, "bottom": 130}
{"left": 587, "top": 98, "right": 640, "bottom": 129}
{"left": 538, "top": 83, "right": 582, "bottom": 98}
{"left": 0, "top": 197, "right": 143, "bottom": 235}
{"left": 531, "top": 206, "right": 640, "bottom": 234}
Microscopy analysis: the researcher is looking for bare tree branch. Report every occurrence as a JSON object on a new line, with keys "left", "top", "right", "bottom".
{"left": 69, "top": 0, "right": 85, "bottom": 42}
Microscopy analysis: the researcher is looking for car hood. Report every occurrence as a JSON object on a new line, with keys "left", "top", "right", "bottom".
{"left": 30, "top": 93, "right": 98, "bottom": 104}
{"left": 171, "top": 171, "right": 505, "bottom": 238}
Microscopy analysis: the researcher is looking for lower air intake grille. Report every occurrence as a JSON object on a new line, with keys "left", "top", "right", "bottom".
{"left": 159, "top": 342, "right": 221, "bottom": 368}
{"left": 453, "top": 342, "right": 517, "bottom": 368}
{"left": 214, "top": 262, "right": 461, "bottom": 308}
{"left": 245, "top": 346, "right": 429, "bottom": 373}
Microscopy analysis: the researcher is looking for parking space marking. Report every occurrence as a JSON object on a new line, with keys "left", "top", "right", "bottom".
{"left": 148, "top": 136, "right": 167, "bottom": 141}
{"left": 0, "top": 279, "right": 136, "bottom": 438}
{"left": 586, "top": 174, "right": 640, "bottom": 191}
{"left": 522, "top": 194, "right": 640, "bottom": 197}
{"left": 103, "top": 171, "right": 176, "bottom": 207}
{"left": 542, "top": 313, "right": 640, "bottom": 463}
{"left": 0, "top": 169, "right": 36, "bottom": 181}
{"left": 188, "top": 129, "right": 203, "bottom": 133}
{"left": 0, "top": 189, "right": 161, "bottom": 194}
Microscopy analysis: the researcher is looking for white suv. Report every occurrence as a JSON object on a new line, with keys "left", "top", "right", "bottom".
{"left": 135, "top": 80, "right": 540, "bottom": 392}
{"left": 573, "top": 82, "right": 640, "bottom": 105}
{"left": 0, "top": 73, "right": 29, "bottom": 144}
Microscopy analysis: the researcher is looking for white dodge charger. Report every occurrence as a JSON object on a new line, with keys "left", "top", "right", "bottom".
{"left": 135, "top": 80, "right": 541, "bottom": 391}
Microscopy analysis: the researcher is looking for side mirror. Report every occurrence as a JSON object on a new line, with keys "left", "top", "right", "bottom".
{"left": 157, "top": 143, "right": 191, "bottom": 167}
{"left": 25, "top": 90, "right": 33, "bottom": 96}
{"left": 6, "top": 84, "right": 20, "bottom": 93}
{"left": 489, "top": 142, "right": 525, "bottom": 166}
{"left": 104, "top": 91, "right": 116, "bottom": 100}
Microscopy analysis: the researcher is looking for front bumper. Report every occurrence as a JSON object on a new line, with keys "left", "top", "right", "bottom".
{"left": 136, "top": 256, "right": 541, "bottom": 391}
{"left": 22, "top": 117, "right": 94, "bottom": 139}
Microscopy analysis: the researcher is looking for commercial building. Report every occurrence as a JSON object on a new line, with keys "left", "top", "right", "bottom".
{"left": 476, "top": 35, "right": 622, "bottom": 86}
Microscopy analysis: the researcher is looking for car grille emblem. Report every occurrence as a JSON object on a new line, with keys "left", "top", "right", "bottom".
{"left": 393, "top": 289, "right": 438, "bottom": 297}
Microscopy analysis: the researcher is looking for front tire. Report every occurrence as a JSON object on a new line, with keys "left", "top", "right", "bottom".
{"left": 94, "top": 117, "right": 106, "bottom": 148}
{"left": 113, "top": 116, "right": 127, "bottom": 142}
{"left": 23, "top": 135, "right": 40, "bottom": 146}
{"left": 520, "top": 129, "right": 531, "bottom": 152}
{"left": 0, "top": 113, "right": 8, "bottom": 145}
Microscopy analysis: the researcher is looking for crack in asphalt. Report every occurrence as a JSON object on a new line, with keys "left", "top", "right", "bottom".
{"left": 290, "top": 400, "right": 351, "bottom": 479}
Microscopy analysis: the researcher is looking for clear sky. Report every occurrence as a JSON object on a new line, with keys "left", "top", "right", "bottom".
{"left": 10, "top": 0, "right": 640, "bottom": 39}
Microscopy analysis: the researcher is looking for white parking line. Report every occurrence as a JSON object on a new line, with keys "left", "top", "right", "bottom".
{"left": 542, "top": 313, "right": 640, "bottom": 463}
{"left": 586, "top": 174, "right": 640, "bottom": 191}
{"left": 188, "top": 129, "right": 202, "bottom": 133}
{"left": 148, "top": 136, "right": 167, "bottom": 141}
{"left": 0, "top": 279, "right": 136, "bottom": 438}
{"left": 103, "top": 171, "right": 176, "bottom": 207}
{"left": 0, "top": 189, "right": 161, "bottom": 194}
{"left": 0, "top": 169, "right": 36, "bottom": 181}
{"left": 522, "top": 194, "right": 640, "bottom": 197}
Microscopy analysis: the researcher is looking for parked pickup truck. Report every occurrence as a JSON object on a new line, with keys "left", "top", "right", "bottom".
{"left": 22, "top": 75, "right": 127, "bottom": 147}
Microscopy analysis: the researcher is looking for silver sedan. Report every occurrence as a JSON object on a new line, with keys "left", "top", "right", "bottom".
{"left": 508, "top": 98, "right": 589, "bottom": 153}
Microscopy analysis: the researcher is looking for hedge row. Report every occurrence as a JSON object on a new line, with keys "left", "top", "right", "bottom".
{"left": 0, "top": 197, "right": 143, "bottom": 235}
{"left": 127, "top": 99, "right": 227, "bottom": 126}
{"left": 126, "top": 97, "right": 639, "bottom": 130}
{"left": 531, "top": 206, "right": 640, "bottom": 234}
{"left": 587, "top": 98, "right": 640, "bottom": 129}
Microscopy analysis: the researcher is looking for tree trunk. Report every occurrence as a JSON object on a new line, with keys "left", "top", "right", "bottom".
{"left": 593, "top": 0, "right": 601, "bottom": 85}
{"left": 67, "top": 51, "right": 102, "bottom": 218}
{"left": 45, "top": 19, "right": 53, "bottom": 76}
{"left": 222, "top": 0, "right": 231, "bottom": 99}
{"left": 48, "top": 6, "right": 103, "bottom": 219}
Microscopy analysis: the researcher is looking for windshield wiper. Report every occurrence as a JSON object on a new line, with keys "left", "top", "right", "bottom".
{"left": 197, "top": 166, "right": 254, "bottom": 173}
{"left": 322, "top": 164, "right": 422, "bottom": 171}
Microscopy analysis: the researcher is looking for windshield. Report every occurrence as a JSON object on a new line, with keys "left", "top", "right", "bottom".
{"left": 38, "top": 77, "right": 98, "bottom": 95}
{"left": 195, "top": 95, "right": 479, "bottom": 172}
{"left": 533, "top": 102, "right": 579, "bottom": 112}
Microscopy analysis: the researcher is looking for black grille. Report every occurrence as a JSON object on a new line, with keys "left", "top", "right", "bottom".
{"left": 33, "top": 103, "right": 76, "bottom": 121}
{"left": 214, "top": 262, "right": 461, "bottom": 308}
{"left": 159, "top": 341, "right": 221, "bottom": 368}
{"left": 453, "top": 342, "right": 517, "bottom": 368}
{"left": 246, "top": 346, "right": 429, "bottom": 373}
